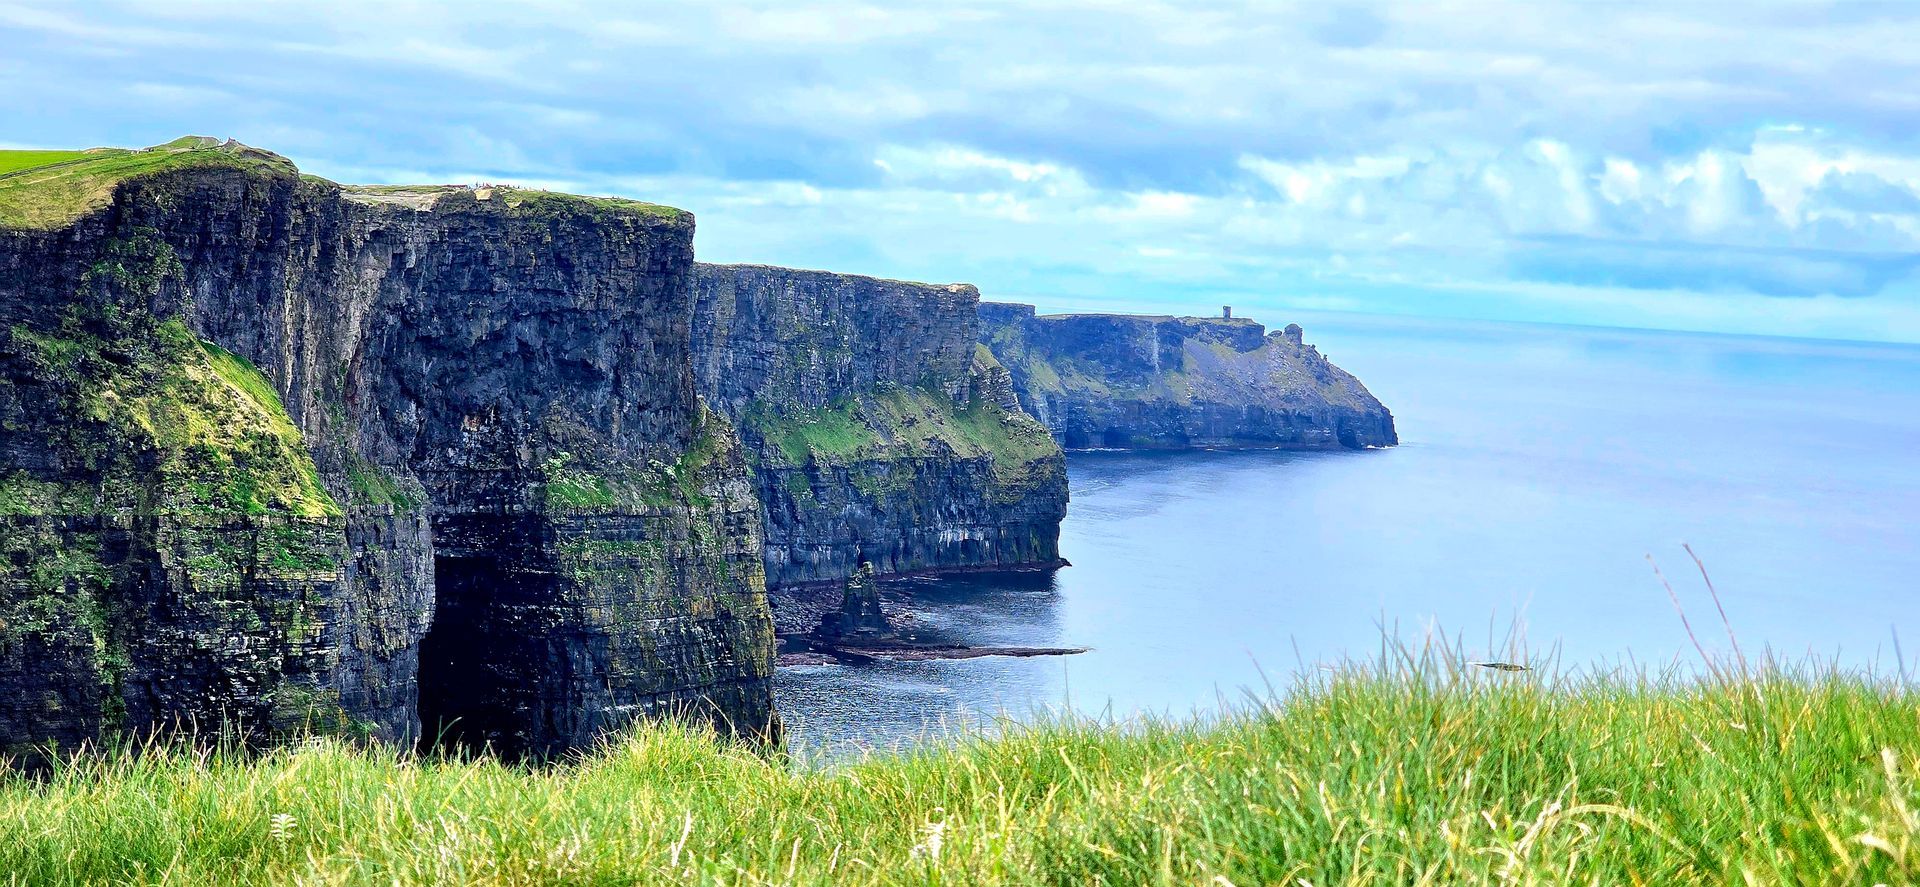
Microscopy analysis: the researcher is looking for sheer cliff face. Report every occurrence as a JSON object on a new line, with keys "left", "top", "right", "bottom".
{"left": 978, "top": 302, "right": 1398, "bottom": 450}
{"left": 0, "top": 143, "right": 777, "bottom": 761}
{"left": 691, "top": 264, "right": 1067, "bottom": 591}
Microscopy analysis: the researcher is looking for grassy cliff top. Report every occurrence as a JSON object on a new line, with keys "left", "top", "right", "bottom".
{"left": 338, "top": 183, "right": 689, "bottom": 223}
{"left": 0, "top": 137, "right": 689, "bottom": 230}
{"left": 488, "top": 186, "right": 690, "bottom": 223}
{"left": 699, "top": 262, "right": 978, "bottom": 295}
{"left": 0, "top": 149, "right": 100, "bottom": 176}
{"left": 1030, "top": 310, "right": 1263, "bottom": 327}
{"left": 0, "top": 138, "right": 297, "bottom": 230}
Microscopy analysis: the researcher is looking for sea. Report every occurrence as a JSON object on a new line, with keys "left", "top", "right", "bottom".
{"left": 775, "top": 312, "right": 1920, "bottom": 759}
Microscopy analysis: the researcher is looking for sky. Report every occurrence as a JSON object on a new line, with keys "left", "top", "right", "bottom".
{"left": 6, "top": 1, "right": 1920, "bottom": 343}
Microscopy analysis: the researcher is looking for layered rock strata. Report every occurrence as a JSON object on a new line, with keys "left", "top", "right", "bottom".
{"left": 0, "top": 140, "right": 777, "bottom": 761}
{"left": 977, "top": 302, "right": 1397, "bottom": 449}
{"left": 692, "top": 264, "right": 1068, "bottom": 590}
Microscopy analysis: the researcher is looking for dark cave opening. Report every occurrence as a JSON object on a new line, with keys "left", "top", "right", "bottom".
{"left": 416, "top": 551, "right": 522, "bottom": 757}
{"left": 415, "top": 514, "right": 566, "bottom": 760}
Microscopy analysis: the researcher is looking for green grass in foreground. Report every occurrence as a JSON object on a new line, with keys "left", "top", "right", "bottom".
{"left": 5, "top": 654, "right": 1920, "bottom": 885}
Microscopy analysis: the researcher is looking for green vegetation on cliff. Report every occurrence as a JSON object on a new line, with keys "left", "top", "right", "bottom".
{"left": 741, "top": 382, "right": 1061, "bottom": 511}
{"left": 0, "top": 139, "right": 297, "bottom": 230}
{"left": 337, "top": 185, "right": 690, "bottom": 225}
{"left": 0, "top": 526, "right": 110, "bottom": 644}
{"left": 9, "top": 310, "right": 338, "bottom": 519}
{"left": 539, "top": 408, "right": 735, "bottom": 513}
{"left": 1, "top": 223, "right": 345, "bottom": 728}
{"left": 3, "top": 658, "right": 1917, "bottom": 884}
{"left": 0, "top": 138, "right": 690, "bottom": 232}
{"left": 344, "top": 455, "right": 421, "bottom": 512}
{"left": 744, "top": 396, "right": 873, "bottom": 464}
{"left": 496, "top": 187, "right": 690, "bottom": 224}
{"left": 743, "top": 385, "right": 1056, "bottom": 475}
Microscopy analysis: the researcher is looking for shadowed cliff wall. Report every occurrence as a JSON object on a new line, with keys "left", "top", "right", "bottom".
{"left": 0, "top": 141, "right": 777, "bottom": 761}
{"left": 692, "top": 264, "right": 1067, "bottom": 592}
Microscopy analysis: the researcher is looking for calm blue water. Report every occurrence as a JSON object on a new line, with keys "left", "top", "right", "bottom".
{"left": 775, "top": 314, "right": 1920, "bottom": 757}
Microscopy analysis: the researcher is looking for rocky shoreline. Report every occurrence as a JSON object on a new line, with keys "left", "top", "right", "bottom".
{"left": 777, "top": 641, "right": 1087, "bottom": 667}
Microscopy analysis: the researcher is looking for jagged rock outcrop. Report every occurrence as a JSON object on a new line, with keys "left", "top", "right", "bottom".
{"left": 0, "top": 139, "right": 777, "bottom": 762}
{"left": 692, "top": 264, "right": 1067, "bottom": 590}
{"left": 977, "top": 302, "right": 1397, "bottom": 450}
{"left": 810, "top": 562, "right": 891, "bottom": 642}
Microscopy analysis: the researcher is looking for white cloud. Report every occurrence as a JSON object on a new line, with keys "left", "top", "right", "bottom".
{"left": 6, "top": 0, "right": 1920, "bottom": 340}
{"left": 716, "top": 5, "right": 991, "bottom": 44}
{"left": 1240, "top": 154, "right": 1412, "bottom": 205}
{"left": 871, "top": 145, "right": 1076, "bottom": 192}
{"left": 125, "top": 82, "right": 234, "bottom": 105}
{"left": 1597, "top": 158, "right": 1645, "bottom": 205}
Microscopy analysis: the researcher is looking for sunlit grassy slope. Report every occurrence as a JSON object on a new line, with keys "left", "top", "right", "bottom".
{"left": 5, "top": 649, "right": 1918, "bottom": 885}
{"left": 0, "top": 137, "right": 687, "bottom": 231}
{"left": 0, "top": 139, "right": 295, "bottom": 230}
{"left": 0, "top": 149, "right": 96, "bottom": 176}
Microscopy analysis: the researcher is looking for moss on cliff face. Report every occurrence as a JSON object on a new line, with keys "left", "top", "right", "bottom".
{"left": 10, "top": 311, "right": 338, "bottom": 519}
{"left": 344, "top": 456, "right": 421, "bottom": 512}
{"left": 742, "top": 396, "right": 878, "bottom": 465}
{"left": 427, "top": 402, "right": 777, "bottom": 758}
{"left": 2, "top": 292, "right": 353, "bottom": 742}
{"left": 740, "top": 380, "right": 1065, "bottom": 509}
{"left": 0, "top": 472, "right": 88, "bottom": 516}
{"left": 2, "top": 197, "right": 373, "bottom": 751}
{"left": 0, "top": 527, "right": 111, "bottom": 643}
{"left": 7, "top": 214, "right": 336, "bottom": 522}
{"left": 737, "top": 376, "right": 1066, "bottom": 585}
{"left": 539, "top": 407, "right": 736, "bottom": 514}
{"left": 0, "top": 522, "right": 121, "bottom": 733}
{"left": 743, "top": 384, "right": 1052, "bottom": 473}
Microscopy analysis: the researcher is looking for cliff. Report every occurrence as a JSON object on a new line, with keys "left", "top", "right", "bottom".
{"left": 977, "top": 303, "right": 1397, "bottom": 450}
{"left": 0, "top": 139, "right": 777, "bottom": 761}
{"left": 691, "top": 264, "right": 1067, "bottom": 593}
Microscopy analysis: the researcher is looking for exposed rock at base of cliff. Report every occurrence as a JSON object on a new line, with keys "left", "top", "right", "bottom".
{"left": 692, "top": 264, "right": 1068, "bottom": 591}
{"left": 0, "top": 139, "right": 777, "bottom": 762}
{"left": 810, "top": 562, "right": 891, "bottom": 642}
{"left": 977, "top": 302, "right": 1397, "bottom": 450}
